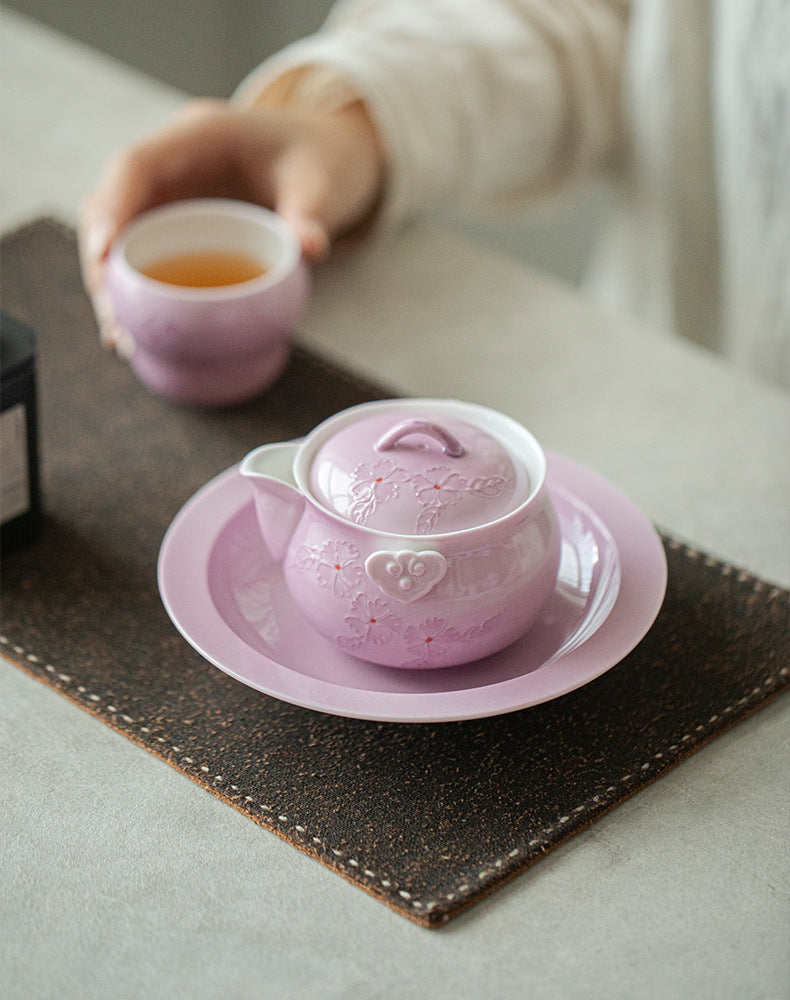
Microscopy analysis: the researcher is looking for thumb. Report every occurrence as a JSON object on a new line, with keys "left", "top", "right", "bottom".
{"left": 269, "top": 142, "right": 335, "bottom": 261}
{"left": 279, "top": 205, "right": 331, "bottom": 262}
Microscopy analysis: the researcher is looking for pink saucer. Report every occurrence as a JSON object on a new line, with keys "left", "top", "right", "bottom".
{"left": 158, "top": 453, "right": 667, "bottom": 722}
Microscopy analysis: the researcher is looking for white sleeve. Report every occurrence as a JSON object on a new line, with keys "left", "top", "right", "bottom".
{"left": 234, "top": 0, "right": 629, "bottom": 227}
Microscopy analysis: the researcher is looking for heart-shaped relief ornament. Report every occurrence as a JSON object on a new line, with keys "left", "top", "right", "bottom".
{"left": 364, "top": 549, "right": 448, "bottom": 603}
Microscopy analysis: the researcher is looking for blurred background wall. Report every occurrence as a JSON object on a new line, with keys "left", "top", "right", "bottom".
{"left": 3, "top": 0, "right": 334, "bottom": 96}
{"left": 4, "top": 0, "right": 610, "bottom": 285}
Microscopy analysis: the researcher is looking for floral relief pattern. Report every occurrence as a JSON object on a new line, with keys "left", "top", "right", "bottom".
{"left": 293, "top": 539, "right": 364, "bottom": 597}
{"left": 346, "top": 460, "right": 508, "bottom": 534}
{"left": 338, "top": 594, "right": 403, "bottom": 651}
{"left": 289, "top": 539, "right": 503, "bottom": 666}
{"left": 402, "top": 615, "right": 502, "bottom": 668}
{"left": 347, "top": 459, "right": 410, "bottom": 526}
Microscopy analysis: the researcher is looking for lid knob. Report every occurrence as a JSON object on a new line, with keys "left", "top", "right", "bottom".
{"left": 375, "top": 419, "right": 466, "bottom": 458}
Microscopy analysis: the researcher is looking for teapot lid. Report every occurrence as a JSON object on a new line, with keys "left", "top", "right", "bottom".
{"left": 303, "top": 400, "right": 538, "bottom": 536}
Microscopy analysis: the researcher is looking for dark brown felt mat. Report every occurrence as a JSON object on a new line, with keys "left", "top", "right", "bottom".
{"left": 1, "top": 218, "right": 788, "bottom": 927}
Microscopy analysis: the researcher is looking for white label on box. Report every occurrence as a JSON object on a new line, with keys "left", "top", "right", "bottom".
{"left": 1, "top": 403, "right": 30, "bottom": 523}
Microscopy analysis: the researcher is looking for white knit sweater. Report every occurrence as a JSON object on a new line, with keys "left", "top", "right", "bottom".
{"left": 236, "top": 0, "right": 790, "bottom": 387}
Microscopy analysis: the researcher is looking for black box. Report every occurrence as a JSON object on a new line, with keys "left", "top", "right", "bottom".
{"left": 1, "top": 311, "right": 42, "bottom": 551}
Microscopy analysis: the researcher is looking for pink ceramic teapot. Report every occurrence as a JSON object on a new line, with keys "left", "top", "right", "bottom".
{"left": 241, "top": 399, "right": 561, "bottom": 669}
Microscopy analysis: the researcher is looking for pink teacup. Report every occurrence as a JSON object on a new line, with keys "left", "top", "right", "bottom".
{"left": 106, "top": 199, "right": 309, "bottom": 407}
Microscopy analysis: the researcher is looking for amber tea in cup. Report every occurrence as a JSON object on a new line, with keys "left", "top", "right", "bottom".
{"left": 140, "top": 250, "right": 269, "bottom": 287}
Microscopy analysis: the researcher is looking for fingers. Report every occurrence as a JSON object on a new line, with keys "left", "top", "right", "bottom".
{"left": 77, "top": 96, "right": 385, "bottom": 349}
{"left": 78, "top": 101, "right": 241, "bottom": 298}
{"left": 268, "top": 103, "right": 385, "bottom": 261}
{"left": 270, "top": 146, "right": 334, "bottom": 261}
{"left": 281, "top": 211, "right": 332, "bottom": 261}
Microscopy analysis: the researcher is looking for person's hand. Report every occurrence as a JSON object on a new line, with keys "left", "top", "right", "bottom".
{"left": 78, "top": 98, "right": 385, "bottom": 346}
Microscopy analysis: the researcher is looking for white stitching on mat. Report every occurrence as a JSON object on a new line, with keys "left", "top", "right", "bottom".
{"left": 2, "top": 627, "right": 789, "bottom": 917}
{"left": 0, "top": 633, "right": 408, "bottom": 908}
{"left": 2, "top": 577, "right": 788, "bottom": 921}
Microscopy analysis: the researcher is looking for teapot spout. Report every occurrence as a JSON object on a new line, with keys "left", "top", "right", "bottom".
{"left": 240, "top": 441, "right": 304, "bottom": 562}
